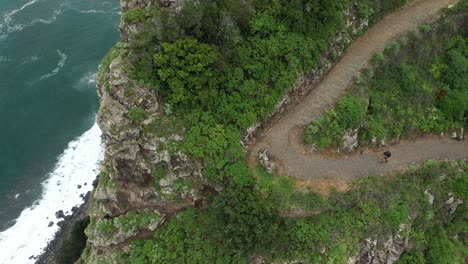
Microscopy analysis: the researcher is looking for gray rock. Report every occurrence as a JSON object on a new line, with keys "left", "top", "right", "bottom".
{"left": 55, "top": 210, "right": 64, "bottom": 219}
{"left": 348, "top": 224, "right": 410, "bottom": 264}
{"left": 424, "top": 189, "right": 434, "bottom": 205}
{"left": 445, "top": 193, "right": 463, "bottom": 214}
{"left": 258, "top": 148, "right": 276, "bottom": 174}
{"left": 343, "top": 128, "right": 359, "bottom": 152}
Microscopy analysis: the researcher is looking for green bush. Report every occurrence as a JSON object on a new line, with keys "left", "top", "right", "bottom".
{"left": 419, "top": 24, "right": 431, "bottom": 33}
{"left": 127, "top": 107, "right": 147, "bottom": 124}
{"left": 373, "top": 52, "right": 385, "bottom": 65}
{"left": 385, "top": 41, "right": 401, "bottom": 55}
{"left": 124, "top": 7, "right": 145, "bottom": 23}
{"left": 154, "top": 38, "right": 220, "bottom": 106}
{"left": 336, "top": 96, "right": 368, "bottom": 129}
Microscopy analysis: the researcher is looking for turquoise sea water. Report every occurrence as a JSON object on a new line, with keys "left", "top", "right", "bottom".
{"left": 0, "top": 0, "right": 119, "bottom": 233}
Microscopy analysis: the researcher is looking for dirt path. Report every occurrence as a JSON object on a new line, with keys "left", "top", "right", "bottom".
{"left": 250, "top": 0, "right": 467, "bottom": 182}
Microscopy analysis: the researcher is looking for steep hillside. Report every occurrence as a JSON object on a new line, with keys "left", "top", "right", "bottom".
{"left": 76, "top": 0, "right": 467, "bottom": 263}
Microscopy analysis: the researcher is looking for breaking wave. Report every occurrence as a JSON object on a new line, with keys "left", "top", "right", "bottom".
{"left": 0, "top": 122, "right": 104, "bottom": 264}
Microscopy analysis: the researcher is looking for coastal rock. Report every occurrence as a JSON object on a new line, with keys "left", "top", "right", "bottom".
{"left": 55, "top": 210, "right": 65, "bottom": 219}
{"left": 88, "top": 5, "right": 207, "bottom": 250}
{"left": 57, "top": 221, "right": 65, "bottom": 228}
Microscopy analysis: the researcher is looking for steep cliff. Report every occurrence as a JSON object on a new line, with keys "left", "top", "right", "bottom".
{"left": 80, "top": 1, "right": 208, "bottom": 261}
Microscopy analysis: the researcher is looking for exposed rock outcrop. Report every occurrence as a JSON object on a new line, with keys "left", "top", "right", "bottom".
{"left": 258, "top": 148, "right": 276, "bottom": 174}
{"left": 424, "top": 189, "right": 434, "bottom": 205}
{"left": 348, "top": 224, "right": 411, "bottom": 264}
{"left": 343, "top": 128, "right": 359, "bottom": 152}
{"left": 445, "top": 192, "right": 463, "bottom": 215}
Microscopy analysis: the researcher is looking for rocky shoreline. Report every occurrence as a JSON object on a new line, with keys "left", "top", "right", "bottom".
{"left": 35, "top": 178, "right": 97, "bottom": 264}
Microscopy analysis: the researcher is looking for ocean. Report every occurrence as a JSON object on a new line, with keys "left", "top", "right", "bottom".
{"left": 0, "top": 0, "right": 119, "bottom": 262}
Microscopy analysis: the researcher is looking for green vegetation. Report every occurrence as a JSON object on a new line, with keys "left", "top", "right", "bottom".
{"left": 154, "top": 38, "right": 220, "bottom": 106}
{"left": 120, "top": 160, "right": 467, "bottom": 263}
{"left": 96, "top": 210, "right": 160, "bottom": 239}
{"left": 419, "top": 24, "right": 431, "bottom": 33}
{"left": 305, "top": 33, "right": 468, "bottom": 148}
{"left": 127, "top": 107, "right": 147, "bottom": 124}
{"left": 124, "top": 7, "right": 145, "bottom": 24}
{"left": 97, "top": 42, "right": 127, "bottom": 84}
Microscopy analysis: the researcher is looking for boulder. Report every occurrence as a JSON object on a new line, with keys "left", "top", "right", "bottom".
{"left": 445, "top": 192, "right": 463, "bottom": 214}
{"left": 258, "top": 149, "right": 276, "bottom": 174}
{"left": 424, "top": 189, "right": 435, "bottom": 205}
{"left": 348, "top": 224, "right": 410, "bottom": 264}
{"left": 343, "top": 128, "right": 359, "bottom": 152}
{"left": 55, "top": 210, "right": 65, "bottom": 219}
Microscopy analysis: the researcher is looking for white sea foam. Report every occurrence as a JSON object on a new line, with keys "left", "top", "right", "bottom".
{"left": 20, "top": 55, "right": 39, "bottom": 64}
{"left": 38, "top": 50, "right": 67, "bottom": 81}
{"left": 29, "top": 7, "right": 64, "bottom": 26}
{"left": 72, "top": 8, "right": 106, "bottom": 14}
{"left": 82, "top": 72, "right": 97, "bottom": 85}
{"left": 0, "top": 1, "right": 65, "bottom": 41}
{"left": 0, "top": 56, "right": 12, "bottom": 62}
{"left": 0, "top": 122, "right": 105, "bottom": 264}
{"left": 73, "top": 71, "right": 97, "bottom": 92}
{"left": 0, "top": 0, "right": 40, "bottom": 40}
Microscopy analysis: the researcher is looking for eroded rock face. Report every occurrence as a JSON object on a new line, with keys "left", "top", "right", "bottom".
{"left": 85, "top": 1, "right": 207, "bottom": 256}
{"left": 348, "top": 224, "right": 411, "bottom": 264}
{"left": 92, "top": 53, "right": 204, "bottom": 215}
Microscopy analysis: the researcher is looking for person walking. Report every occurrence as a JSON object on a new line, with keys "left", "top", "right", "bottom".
{"left": 382, "top": 150, "right": 392, "bottom": 163}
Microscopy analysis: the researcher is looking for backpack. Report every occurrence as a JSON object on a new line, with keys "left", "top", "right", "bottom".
{"left": 384, "top": 151, "right": 391, "bottom": 157}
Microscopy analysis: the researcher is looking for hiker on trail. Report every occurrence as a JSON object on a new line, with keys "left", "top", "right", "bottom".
{"left": 382, "top": 151, "right": 391, "bottom": 163}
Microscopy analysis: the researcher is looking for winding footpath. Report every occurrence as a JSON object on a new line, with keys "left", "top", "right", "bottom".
{"left": 251, "top": 0, "right": 467, "bottom": 185}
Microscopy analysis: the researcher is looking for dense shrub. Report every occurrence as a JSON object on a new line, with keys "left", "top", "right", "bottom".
{"left": 127, "top": 107, "right": 147, "bottom": 124}
{"left": 153, "top": 38, "right": 221, "bottom": 106}
{"left": 124, "top": 7, "right": 145, "bottom": 23}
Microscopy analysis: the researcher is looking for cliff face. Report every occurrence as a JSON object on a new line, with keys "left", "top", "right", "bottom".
{"left": 80, "top": 0, "right": 208, "bottom": 260}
